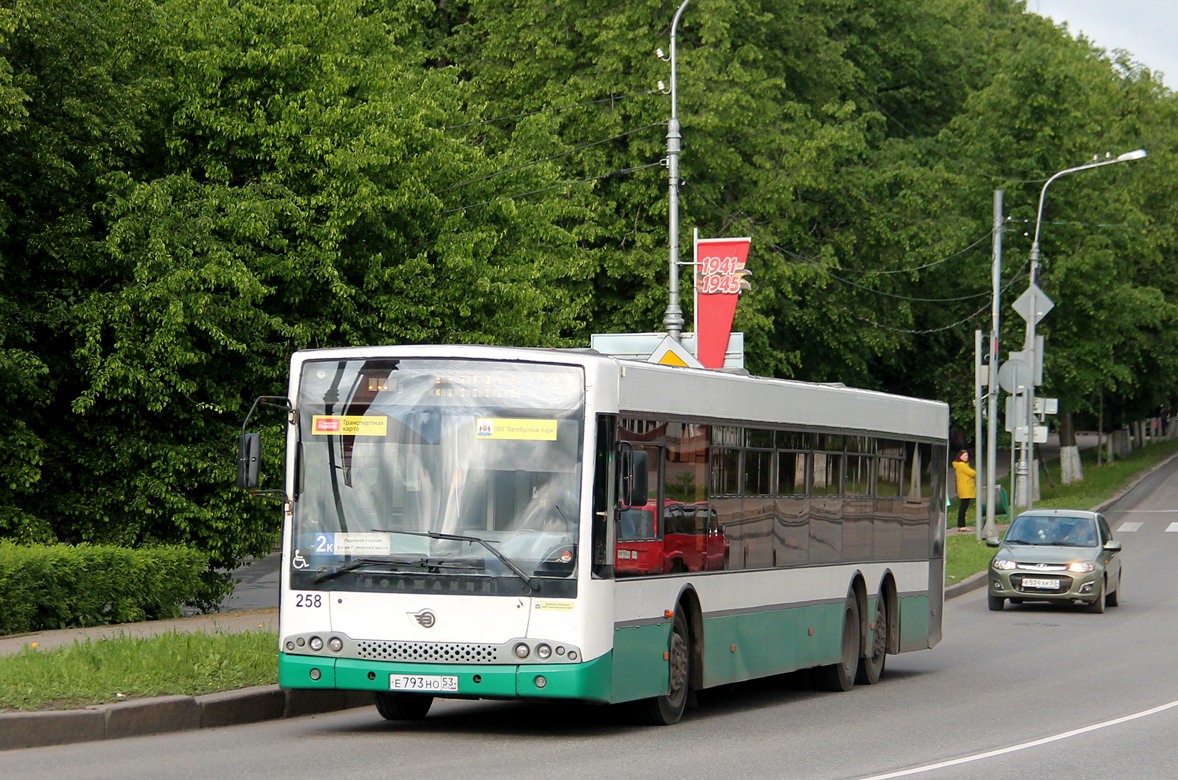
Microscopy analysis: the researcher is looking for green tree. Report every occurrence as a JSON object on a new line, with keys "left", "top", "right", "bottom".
{"left": 0, "top": 0, "right": 586, "bottom": 599}
{"left": 4, "top": 0, "right": 1178, "bottom": 590}
{"left": 0, "top": 0, "right": 161, "bottom": 541}
{"left": 435, "top": 0, "right": 1015, "bottom": 387}
{"left": 0, "top": 5, "right": 43, "bottom": 539}
{"left": 934, "top": 8, "right": 1178, "bottom": 479}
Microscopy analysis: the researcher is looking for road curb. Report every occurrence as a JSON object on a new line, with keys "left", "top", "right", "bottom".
{"left": 0, "top": 687, "right": 372, "bottom": 751}
{"left": 946, "top": 571, "right": 987, "bottom": 600}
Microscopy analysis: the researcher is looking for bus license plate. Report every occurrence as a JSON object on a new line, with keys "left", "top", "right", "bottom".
{"left": 389, "top": 674, "right": 459, "bottom": 693}
{"left": 1022, "top": 577, "right": 1059, "bottom": 590}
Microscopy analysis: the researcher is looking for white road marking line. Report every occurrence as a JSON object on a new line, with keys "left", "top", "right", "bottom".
{"left": 1116, "top": 522, "right": 1143, "bottom": 532}
{"left": 1167, "top": 523, "right": 1178, "bottom": 533}
{"left": 856, "top": 699, "right": 1178, "bottom": 780}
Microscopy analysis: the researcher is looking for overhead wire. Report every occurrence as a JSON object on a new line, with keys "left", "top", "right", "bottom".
{"left": 693, "top": 192, "right": 1030, "bottom": 329}
{"left": 819, "top": 269, "right": 1029, "bottom": 335}
{"left": 696, "top": 191, "right": 1003, "bottom": 305}
{"left": 839, "top": 229, "right": 996, "bottom": 276}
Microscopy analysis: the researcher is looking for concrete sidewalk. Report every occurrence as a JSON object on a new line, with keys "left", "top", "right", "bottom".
{"left": 0, "top": 608, "right": 277, "bottom": 657}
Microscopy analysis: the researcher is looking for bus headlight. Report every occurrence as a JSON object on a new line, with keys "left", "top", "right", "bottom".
{"left": 513, "top": 643, "right": 530, "bottom": 659}
{"left": 309, "top": 636, "right": 324, "bottom": 651}
{"left": 537, "top": 644, "right": 552, "bottom": 660}
{"left": 328, "top": 637, "right": 344, "bottom": 653}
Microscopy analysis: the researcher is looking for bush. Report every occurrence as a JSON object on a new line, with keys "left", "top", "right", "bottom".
{"left": 0, "top": 542, "right": 209, "bottom": 635}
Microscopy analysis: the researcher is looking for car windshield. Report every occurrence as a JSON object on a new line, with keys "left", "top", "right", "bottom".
{"left": 1006, "top": 516, "right": 1098, "bottom": 547}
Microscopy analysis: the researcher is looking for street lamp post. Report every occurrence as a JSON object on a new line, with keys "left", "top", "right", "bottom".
{"left": 662, "top": 0, "right": 691, "bottom": 341}
{"left": 1014, "top": 149, "right": 1147, "bottom": 508}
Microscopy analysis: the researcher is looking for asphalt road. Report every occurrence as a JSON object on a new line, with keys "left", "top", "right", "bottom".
{"left": 217, "top": 548, "right": 282, "bottom": 612}
{"left": 4, "top": 454, "right": 1178, "bottom": 777}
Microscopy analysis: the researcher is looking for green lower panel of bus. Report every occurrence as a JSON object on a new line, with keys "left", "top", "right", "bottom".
{"left": 609, "top": 602, "right": 847, "bottom": 694}
{"left": 699, "top": 602, "right": 842, "bottom": 687}
{"left": 610, "top": 621, "right": 671, "bottom": 702}
{"left": 611, "top": 594, "right": 934, "bottom": 693}
{"left": 279, "top": 653, "right": 615, "bottom": 704}
{"left": 898, "top": 594, "right": 931, "bottom": 652}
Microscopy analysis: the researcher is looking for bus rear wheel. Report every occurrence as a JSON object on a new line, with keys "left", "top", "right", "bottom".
{"left": 374, "top": 692, "right": 433, "bottom": 721}
{"left": 818, "top": 592, "right": 860, "bottom": 692}
{"left": 856, "top": 595, "right": 887, "bottom": 685}
{"left": 640, "top": 610, "right": 691, "bottom": 725}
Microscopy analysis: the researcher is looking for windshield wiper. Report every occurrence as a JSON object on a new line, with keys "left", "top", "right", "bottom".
{"left": 379, "top": 529, "right": 539, "bottom": 592}
{"left": 312, "top": 556, "right": 475, "bottom": 584}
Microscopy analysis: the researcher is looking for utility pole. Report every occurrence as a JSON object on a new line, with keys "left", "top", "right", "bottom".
{"left": 974, "top": 329, "right": 984, "bottom": 540}
{"left": 984, "top": 190, "right": 1002, "bottom": 538}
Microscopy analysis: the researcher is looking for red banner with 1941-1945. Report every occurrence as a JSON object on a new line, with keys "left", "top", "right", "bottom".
{"left": 694, "top": 236, "right": 751, "bottom": 369}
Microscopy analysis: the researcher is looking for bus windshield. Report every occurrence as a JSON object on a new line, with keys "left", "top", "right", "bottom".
{"left": 292, "top": 358, "right": 585, "bottom": 580}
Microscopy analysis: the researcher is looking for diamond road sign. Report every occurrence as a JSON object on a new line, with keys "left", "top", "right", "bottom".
{"left": 1012, "top": 284, "right": 1054, "bottom": 325}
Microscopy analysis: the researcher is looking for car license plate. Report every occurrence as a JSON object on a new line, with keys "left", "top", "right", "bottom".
{"left": 389, "top": 674, "right": 459, "bottom": 692}
{"left": 1022, "top": 577, "right": 1059, "bottom": 590}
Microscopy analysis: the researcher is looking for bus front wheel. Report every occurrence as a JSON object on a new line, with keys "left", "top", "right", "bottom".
{"left": 374, "top": 692, "right": 433, "bottom": 721}
{"left": 640, "top": 610, "right": 691, "bottom": 725}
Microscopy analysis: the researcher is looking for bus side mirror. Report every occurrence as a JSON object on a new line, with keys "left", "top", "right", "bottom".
{"left": 237, "top": 432, "right": 261, "bottom": 490}
{"left": 621, "top": 450, "right": 648, "bottom": 507}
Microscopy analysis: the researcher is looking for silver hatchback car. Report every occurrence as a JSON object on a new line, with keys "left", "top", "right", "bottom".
{"left": 986, "top": 509, "right": 1122, "bottom": 613}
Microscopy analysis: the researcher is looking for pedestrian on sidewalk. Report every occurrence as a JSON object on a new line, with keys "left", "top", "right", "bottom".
{"left": 952, "top": 450, "right": 976, "bottom": 532}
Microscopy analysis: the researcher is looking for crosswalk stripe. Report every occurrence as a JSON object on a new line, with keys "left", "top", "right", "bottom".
{"left": 1117, "top": 521, "right": 1143, "bottom": 532}
{"left": 1167, "top": 523, "right": 1178, "bottom": 533}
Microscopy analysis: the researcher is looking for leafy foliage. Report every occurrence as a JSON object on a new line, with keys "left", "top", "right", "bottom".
{"left": 0, "top": 542, "right": 208, "bottom": 633}
{"left": 0, "top": 0, "right": 1175, "bottom": 598}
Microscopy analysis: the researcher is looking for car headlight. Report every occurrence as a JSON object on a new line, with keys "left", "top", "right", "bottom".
{"left": 992, "top": 559, "right": 1017, "bottom": 571}
{"left": 1067, "top": 561, "right": 1096, "bottom": 573}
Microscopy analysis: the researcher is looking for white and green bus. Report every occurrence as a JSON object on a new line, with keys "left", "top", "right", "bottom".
{"left": 238, "top": 344, "right": 948, "bottom": 725}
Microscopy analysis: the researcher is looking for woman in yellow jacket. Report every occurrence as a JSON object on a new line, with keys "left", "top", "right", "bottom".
{"left": 951, "top": 450, "right": 976, "bottom": 531}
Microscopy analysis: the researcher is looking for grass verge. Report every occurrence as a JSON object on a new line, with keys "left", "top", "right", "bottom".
{"left": 0, "top": 630, "right": 276, "bottom": 712}
{"left": 946, "top": 436, "right": 1178, "bottom": 586}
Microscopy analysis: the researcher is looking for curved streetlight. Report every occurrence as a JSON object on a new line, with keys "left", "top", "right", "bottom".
{"left": 662, "top": 0, "right": 691, "bottom": 340}
{"left": 1015, "top": 148, "right": 1148, "bottom": 509}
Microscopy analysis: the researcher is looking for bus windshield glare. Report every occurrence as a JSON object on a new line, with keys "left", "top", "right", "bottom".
{"left": 292, "top": 358, "right": 585, "bottom": 581}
